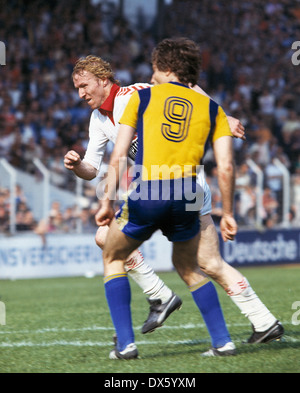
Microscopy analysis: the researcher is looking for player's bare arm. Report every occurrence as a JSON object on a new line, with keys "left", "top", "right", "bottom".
{"left": 213, "top": 136, "right": 237, "bottom": 242}
{"left": 64, "top": 150, "right": 97, "bottom": 180}
{"left": 96, "top": 124, "right": 136, "bottom": 227}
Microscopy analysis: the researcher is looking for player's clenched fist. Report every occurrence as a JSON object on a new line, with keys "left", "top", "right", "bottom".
{"left": 64, "top": 150, "right": 82, "bottom": 170}
{"left": 95, "top": 204, "right": 115, "bottom": 227}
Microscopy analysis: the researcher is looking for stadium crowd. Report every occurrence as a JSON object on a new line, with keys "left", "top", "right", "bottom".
{"left": 0, "top": 0, "right": 299, "bottom": 235}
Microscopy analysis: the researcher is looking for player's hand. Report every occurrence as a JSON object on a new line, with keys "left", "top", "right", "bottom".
{"left": 220, "top": 214, "right": 238, "bottom": 242}
{"left": 64, "top": 150, "right": 82, "bottom": 170}
{"left": 95, "top": 204, "right": 115, "bottom": 227}
{"left": 227, "top": 116, "right": 246, "bottom": 141}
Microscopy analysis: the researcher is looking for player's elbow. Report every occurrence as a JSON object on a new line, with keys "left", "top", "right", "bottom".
{"left": 218, "top": 161, "right": 235, "bottom": 178}
{"left": 95, "top": 226, "right": 108, "bottom": 249}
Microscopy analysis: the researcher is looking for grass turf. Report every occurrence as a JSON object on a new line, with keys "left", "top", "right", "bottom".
{"left": 0, "top": 265, "right": 299, "bottom": 373}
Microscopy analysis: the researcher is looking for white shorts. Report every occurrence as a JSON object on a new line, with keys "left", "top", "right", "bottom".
{"left": 197, "top": 173, "right": 212, "bottom": 217}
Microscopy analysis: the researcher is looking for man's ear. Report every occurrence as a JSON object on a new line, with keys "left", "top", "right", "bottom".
{"left": 99, "top": 78, "right": 109, "bottom": 88}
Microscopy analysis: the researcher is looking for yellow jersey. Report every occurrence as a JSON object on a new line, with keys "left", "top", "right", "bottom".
{"left": 119, "top": 82, "right": 232, "bottom": 181}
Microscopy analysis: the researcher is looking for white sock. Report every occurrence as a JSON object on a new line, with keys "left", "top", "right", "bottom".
{"left": 125, "top": 250, "right": 173, "bottom": 303}
{"left": 228, "top": 277, "right": 277, "bottom": 332}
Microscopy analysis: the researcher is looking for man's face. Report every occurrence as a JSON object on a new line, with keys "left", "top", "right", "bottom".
{"left": 150, "top": 64, "right": 172, "bottom": 85}
{"left": 73, "top": 70, "right": 106, "bottom": 110}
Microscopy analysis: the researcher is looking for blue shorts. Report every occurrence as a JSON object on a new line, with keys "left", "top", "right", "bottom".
{"left": 116, "top": 178, "right": 203, "bottom": 242}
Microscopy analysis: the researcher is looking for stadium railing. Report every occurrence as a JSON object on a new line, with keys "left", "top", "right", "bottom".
{"left": 0, "top": 158, "right": 85, "bottom": 235}
{"left": 0, "top": 158, "right": 17, "bottom": 234}
{"left": 273, "top": 158, "right": 291, "bottom": 228}
{"left": 246, "top": 158, "right": 264, "bottom": 228}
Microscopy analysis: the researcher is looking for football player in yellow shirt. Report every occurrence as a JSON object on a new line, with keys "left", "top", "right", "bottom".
{"left": 98, "top": 38, "right": 283, "bottom": 359}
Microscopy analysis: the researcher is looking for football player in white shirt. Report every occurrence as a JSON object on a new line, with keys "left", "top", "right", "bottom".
{"left": 65, "top": 57, "right": 184, "bottom": 336}
{"left": 64, "top": 55, "right": 281, "bottom": 358}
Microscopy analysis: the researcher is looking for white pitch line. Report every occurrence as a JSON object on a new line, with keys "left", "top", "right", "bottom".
{"left": 0, "top": 338, "right": 210, "bottom": 348}
{"left": 0, "top": 325, "right": 115, "bottom": 335}
{"left": 0, "top": 323, "right": 205, "bottom": 336}
{"left": 0, "top": 340, "right": 112, "bottom": 348}
{"left": 0, "top": 320, "right": 295, "bottom": 336}
{"left": 0, "top": 321, "right": 298, "bottom": 349}
{"left": 0, "top": 336, "right": 299, "bottom": 349}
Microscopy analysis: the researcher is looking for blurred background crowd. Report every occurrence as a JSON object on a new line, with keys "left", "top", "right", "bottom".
{"left": 0, "top": 0, "right": 299, "bottom": 236}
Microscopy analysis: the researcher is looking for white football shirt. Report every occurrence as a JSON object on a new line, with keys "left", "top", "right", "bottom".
{"left": 83, "top": 83, "right": 151, "bottom": 171}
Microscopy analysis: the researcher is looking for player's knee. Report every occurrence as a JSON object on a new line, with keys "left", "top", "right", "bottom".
{"left": 102, "top": 249, "right": 113, "bottom": 264}
{"left": 198, "top": 257, "right": 222, "bottom": 278}
{"left": 95, "top": 226, "right": 108, "bottom": 249}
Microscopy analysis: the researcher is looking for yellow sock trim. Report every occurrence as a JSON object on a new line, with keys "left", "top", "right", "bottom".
{"left": 104, "top": 273, "right": 127, "bottom": 284}
{"left": 189, "top": 278, "right": 210, "bottom": 292}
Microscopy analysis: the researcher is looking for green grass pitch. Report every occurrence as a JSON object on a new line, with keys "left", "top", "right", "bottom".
{"left": 0, "top": 266, "right": 299, "bottom": 373}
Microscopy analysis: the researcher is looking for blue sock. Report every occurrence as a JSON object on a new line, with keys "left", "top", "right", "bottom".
{"left": 104, "top": 274, "right": 134, "bottom": 352}
{"left": 190, "top": 280, "right": 231, "bottom": 348}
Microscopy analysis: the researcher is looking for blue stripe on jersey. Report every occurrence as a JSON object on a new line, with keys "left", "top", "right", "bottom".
{"left": 135, "top": 88, "right": 151, "bottom": 167}
{"left": 203, "top": 100, "right": 219, "bottom": 162}
{"left": 209, "top": 100, "right": 219, "bottom": 135}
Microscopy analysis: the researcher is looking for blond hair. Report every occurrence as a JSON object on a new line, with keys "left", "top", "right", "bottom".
{"left": 72, "top": 55, "right": 120, "bottom": 84}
